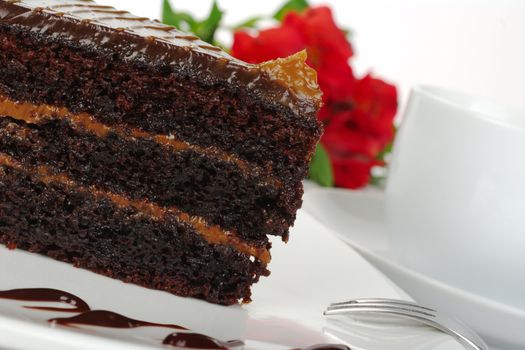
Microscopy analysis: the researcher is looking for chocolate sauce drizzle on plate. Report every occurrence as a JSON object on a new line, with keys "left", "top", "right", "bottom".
{"left": 0, "top": 288, "right": 349, "bottom": 350}
{"left": 163, "top": 332, "right": 244, "bottom": 349}
{"left": 294, "top": 345, "right": 351, "bottom": 350}
{"left": 49, "top": 310, "right": 186, "bottom": 330}
{"left": 0, "top": 288, "right": 90, "bottom": 313}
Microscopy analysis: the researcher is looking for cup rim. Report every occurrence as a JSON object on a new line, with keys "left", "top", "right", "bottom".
{"left": 413, "top": 84, "right": 525, "bottom": 132}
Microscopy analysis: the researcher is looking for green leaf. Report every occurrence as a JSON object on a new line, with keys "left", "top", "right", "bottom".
{"left": 376, "top": 141, "right": 393, "bottom": 162}
{"left": 370, "top": 173, "right": 386, "bottom": 187}
{"left": 162, "top": 0, "right": 197, "bottom": 33}
{"left": 162, "top": 0, "right": 178, "bottom": 26}
{"left": 195, "top": 0, "right": 224, "bottom": 44}
{"left": 273, "top": 0, "right": 309, "bottom": 21}
{"left": 376, "top": 126, "right": 397, "bottom": 162}
{"left": 308, "top": 144, "right": 334, "bottom": 187}
{"left": 162, "top": 0, "right": 223, "bottom": 44}
{"left": 231, "top": 16, "right": 264, "bottom": 30}
{"left": 371, "top": 126, "right": 397, "bottom": 187}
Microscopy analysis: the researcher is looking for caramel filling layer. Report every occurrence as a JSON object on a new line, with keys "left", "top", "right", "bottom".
{"left": 0, "top": 94, "right": 280, "bottom": 188}
{"left": 0, "top": 153, "right": 271, "bottom": 264}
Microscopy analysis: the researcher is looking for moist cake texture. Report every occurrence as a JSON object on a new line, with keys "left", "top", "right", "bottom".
{"left": 0, "top": 0, "right": 322, "bottom": 305}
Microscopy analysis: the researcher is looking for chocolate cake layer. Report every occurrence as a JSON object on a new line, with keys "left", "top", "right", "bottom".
{"left": 0, "top": 12, "right": 322, "bottom": 182}
{"left": 0, "top": 116, "right": 299, "bottom": 242}
{"left": 0, "top": 158, "right": 269, "bottom": 305}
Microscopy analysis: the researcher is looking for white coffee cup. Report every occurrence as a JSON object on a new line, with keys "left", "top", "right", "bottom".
{"left": 386, "top": 85, "right": 525, "bottom": 310}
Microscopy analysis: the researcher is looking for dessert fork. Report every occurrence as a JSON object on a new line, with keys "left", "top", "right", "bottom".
{"left": 324, "top": 298, "right": 488, "bottom": 350}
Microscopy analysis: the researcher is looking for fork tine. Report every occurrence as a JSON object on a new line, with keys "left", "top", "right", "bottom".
{"left": 329, "top": 298, "right": 436, "bottom": 312}
{"left": 324, "top": 301, "right": 488, "bottom": 350}
{"left": 325, "top": 302, "right": 436, "bottom": 318}
{"left": 326, "top": 307, "right": 484, "bottom": 350}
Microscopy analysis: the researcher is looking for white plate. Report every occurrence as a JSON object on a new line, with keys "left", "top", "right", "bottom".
{"left": 0, "top": 210, "right": 462, "bottom": 350}
{"left": 302, "top": 188, "right": 525, "bottom": 350}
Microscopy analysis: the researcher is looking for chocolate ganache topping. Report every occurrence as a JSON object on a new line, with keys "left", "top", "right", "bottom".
{"left": 0, "top": 0, "right": 321, "bottom": 116}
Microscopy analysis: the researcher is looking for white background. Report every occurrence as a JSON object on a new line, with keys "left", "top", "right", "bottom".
{"left": 98, "top": 0, "right": 525, "bottom": 118}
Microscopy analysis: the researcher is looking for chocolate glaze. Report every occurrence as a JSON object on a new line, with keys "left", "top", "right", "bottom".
{"left": 49, "top": 310, "right": 186, "bottom": 330}
{"left": 0, "top": 288, "right": 90, "bottom": 313}
{"left": 163, "top": 332, "right": 244, "bottom": 349}
{"left": 0, "top": 0, "right": 321, "bottom": 116}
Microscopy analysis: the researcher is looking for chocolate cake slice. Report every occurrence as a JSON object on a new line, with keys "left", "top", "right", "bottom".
{"left": 0, "top": 0, "right": 322, "bottom": 305}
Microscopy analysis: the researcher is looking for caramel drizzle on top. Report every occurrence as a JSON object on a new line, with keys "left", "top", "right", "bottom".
{"left": 0, "top": 152, "right": 271, "bottom": 264}
{"left": 0, "top": 94, "right": 280, "bottom": 188}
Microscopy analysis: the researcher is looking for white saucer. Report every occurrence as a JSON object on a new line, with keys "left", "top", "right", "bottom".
{"left": 302, "top": 188, "right": 525, "bottom": 350}
{"left": 0, "top": 210, "right": 462, "bottom": 350}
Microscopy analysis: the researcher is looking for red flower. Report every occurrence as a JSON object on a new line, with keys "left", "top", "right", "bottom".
{"left": 231, "top": 6, "right": 355, "bottom": 100}
{"left": 322, "top": 76, "right": 397, "bottom": 188}
{"left": 232, "top": 7, "right": 352, "bottom": 64}
{"left": 232, "top": 6, "right": 397, "bottom": 189}
{"left": 232, "top": 28, "right": 304, "bottom": 63}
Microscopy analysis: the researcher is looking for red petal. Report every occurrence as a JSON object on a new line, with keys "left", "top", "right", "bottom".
{"left": 231, "top": 27, "right": 305, "bottom": 63}
{"left": 329, "top": 153, "right": 375, "bottom": 189}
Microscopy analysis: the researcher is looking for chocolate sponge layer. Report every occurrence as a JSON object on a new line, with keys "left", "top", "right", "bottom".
{"left": 0, "top": 25, "right": 322, "bottom": 184}
{"left": 0, "top": 164, "right": 269, "bottom": 305}
{"left": 0, "top": 117, "right": 302, "bottom": 243}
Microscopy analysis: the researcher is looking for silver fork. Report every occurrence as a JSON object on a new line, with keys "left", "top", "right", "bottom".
{"left": 324, "top": 298, "right": 488, "bottom": 350}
